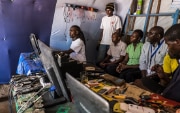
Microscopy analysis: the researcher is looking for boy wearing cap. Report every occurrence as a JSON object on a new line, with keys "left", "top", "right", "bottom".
{"left": 96, "top": 3, "right": 122, "bottom": 64}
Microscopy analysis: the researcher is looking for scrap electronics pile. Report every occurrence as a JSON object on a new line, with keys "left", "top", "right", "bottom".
{"left": 9, "top": 74, "right": 51, "bottom": 113}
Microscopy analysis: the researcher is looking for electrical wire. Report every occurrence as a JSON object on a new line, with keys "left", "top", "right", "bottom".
{"left": 64, "top": 21, "right": 68, "bottom": 39}
{"left": 8, "top": 75, "right": 46, "bottom": 113}
{"left": 63, "top": 6, "right": 71, "bottom": 23}
{"left": 17, "top": 87, "right": 44, "bottom": 113}
{"left": 17, "top": 83, "right": 50, "bottom": 113}
{"left": 8, "top": 82, "right": 14, "bottom": 113}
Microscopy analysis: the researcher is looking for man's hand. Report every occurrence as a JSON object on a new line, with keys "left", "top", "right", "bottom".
{"left": 151, "top": 64, "right": 165, "bottom": 79}
{"left": 100, "top": 62, "right": 106, "bottom": 68}
{"left": 116, "top": 63, "right": 126, "bottom": 73}
{"left": 116, "top": 63, "right": 122, "bottom": 73}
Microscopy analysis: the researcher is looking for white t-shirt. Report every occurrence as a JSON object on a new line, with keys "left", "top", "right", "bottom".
{"left": 70, "top": 38, "right": 86, "bottom": 62}
{"left": 107, "top": 40, "right": 127, "bottom": 62}
{"left": 100, "top": 15, "right": 122, "bottom": 45}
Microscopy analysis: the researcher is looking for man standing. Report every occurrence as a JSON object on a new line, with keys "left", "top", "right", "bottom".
{"left": 96, "top": 3, "right": 122, "bottom": 64}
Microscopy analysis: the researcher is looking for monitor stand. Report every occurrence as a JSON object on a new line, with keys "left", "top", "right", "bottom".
{"left": 40, "top": 76, "right": 67, "bottom": 108}
{"left": 43, "top": 92, "right": 67, "bottom": 108}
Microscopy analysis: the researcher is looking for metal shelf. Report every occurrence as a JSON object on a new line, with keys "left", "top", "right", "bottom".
{"left": 124, "top": 0, "right": 180, "bottom": 42}
{"left": 129, "top": 13, "right": 174, "bottom": 17}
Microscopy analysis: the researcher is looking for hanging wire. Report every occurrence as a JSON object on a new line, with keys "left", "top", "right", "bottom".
{"left": 78, "top": 8, "right": 86, "bottom": 23}
{"left": 63, "top": 5, "right": 71, "bottom": 23}
{"left": 8, "top": 82, "right": 14, "bottom": 113}
{"left": 64, "top": 22, "right": 68, "bottom": 39}
{"left": 63, "top": 3, "right": 98, "bottom": 23}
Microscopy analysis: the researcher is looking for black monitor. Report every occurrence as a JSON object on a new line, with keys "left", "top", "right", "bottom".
{"left": 38, "top": 39, "right": 70, "bottom": 101}
{"left": 29, "top": 33, "right": 41, "bottom": 57}
{"left": 66, "top": 72, "right": 111, "bottom": 113}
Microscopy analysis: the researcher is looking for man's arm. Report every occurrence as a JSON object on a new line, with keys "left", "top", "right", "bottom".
{"left": 116, "top": 28, "right": 121, "bottom": 36}
{"left": 101, "top": 55, "right": 111, "bottom": 63}
{"left": 139, "top": 43, "right": 148, "bottom": 77}
{"left": 99, "top": 55, "right": 111, "bottom": 68}
{"left": 99, "top": 29, "right": 103, "bottom": 43}
{"left": 109, "top": 55, "right": 125, "bottom": 65}
{"left": 141, "top": 70, "right": 147, "bottom": 77}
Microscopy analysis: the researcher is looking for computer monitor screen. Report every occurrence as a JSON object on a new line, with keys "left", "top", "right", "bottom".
{"left": 29, "top": 33, "right": 41, "bottom": 57}
{"left": 38, "top": 39, "right": 70, "bottom": 101}
{"left": 66, "top": 72, "right": 111, "bottom": 113}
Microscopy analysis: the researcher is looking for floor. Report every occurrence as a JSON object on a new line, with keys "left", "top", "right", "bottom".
{"left": 0, "top": 84, "right": 77, "bottom": 113}
{"left": 0, "top": 84, "right": 16, "bottom": 113}
{"left": 0, "top": 98, "right": 16, "bottom": 113}
{"left": 0, "top": 98, "right": 78, "bottom": 113}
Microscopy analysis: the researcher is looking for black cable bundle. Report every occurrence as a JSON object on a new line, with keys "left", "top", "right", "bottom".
{"left": 8, "top": 81, "right": 14, "bottom": 113}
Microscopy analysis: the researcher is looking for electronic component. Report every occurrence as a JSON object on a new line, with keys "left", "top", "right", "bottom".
{"left": 97, "top": 89, "right": 108, "bottom": 95}
{"left": 10, "top": 74, "right": 49, "bottom": 113}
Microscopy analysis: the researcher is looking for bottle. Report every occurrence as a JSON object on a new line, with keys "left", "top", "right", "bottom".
{"left": 136, "top": 0, "right": 143, "bottom": 15}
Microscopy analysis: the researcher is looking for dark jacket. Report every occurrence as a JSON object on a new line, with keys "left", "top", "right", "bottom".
{"left": 162, "top": 65, "right": 180, "bottom": 102}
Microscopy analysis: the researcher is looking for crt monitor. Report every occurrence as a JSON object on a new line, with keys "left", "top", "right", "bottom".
{"left": 38, "top": 39, "right": 70, "bottom": 101}
{"left": 66, "top": 72, "right": 111, "bottom": 113}
{"left": 29, "top": 33, "right": 41, "bottom": 57}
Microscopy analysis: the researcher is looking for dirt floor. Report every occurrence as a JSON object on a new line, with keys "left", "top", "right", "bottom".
{"left": 0, "top": 84, "right": 9, "bottom": 99}
{"left": 0, "top": 84, "right": 16, "bottom": 113}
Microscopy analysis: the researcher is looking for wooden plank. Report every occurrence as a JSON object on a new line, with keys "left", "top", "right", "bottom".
{"left": 154, "top": 0, "right": 161, "bottom": 26}
{"left": 142, "top": 0, "right": 154, "bottom": 42}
